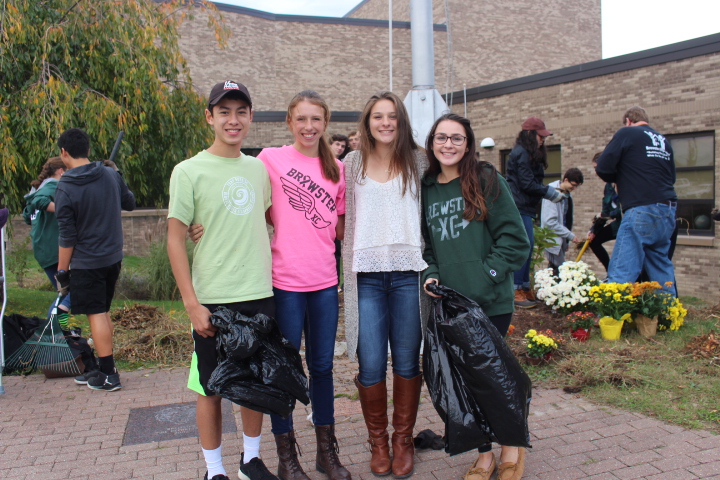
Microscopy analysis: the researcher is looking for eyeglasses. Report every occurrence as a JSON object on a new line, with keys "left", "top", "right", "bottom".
{"left": 432, "top": 134, "right": 467, "bottom": 146}
{"left": 570, "top": 182, "right": 580, "bottom": 188}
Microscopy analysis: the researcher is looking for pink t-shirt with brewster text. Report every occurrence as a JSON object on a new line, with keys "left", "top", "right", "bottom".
{"left": 259, "top": 145, "right": 346, "bottom": 292}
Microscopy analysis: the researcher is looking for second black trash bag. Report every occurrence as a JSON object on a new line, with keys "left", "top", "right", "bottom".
{"left": 423, "top": 283, "right": 532, "bottom": 455}
{"left": 207, "top": 308, "right": 310, "bottom": 418}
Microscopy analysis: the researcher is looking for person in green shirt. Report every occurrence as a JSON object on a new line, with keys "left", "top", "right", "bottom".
{"left": 167, "top": 81, "right": 276, "bottom": 480}
{"left": 421, "top": 113, "right": 530, "bottom": 480}
{"left": 23, "top": 157, "right": 72, "bottom": 323}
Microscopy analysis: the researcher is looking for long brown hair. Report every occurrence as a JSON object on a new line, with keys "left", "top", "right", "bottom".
{"left": 31, "top": 157, "right": 65, "bottom": 189}
{"left": 425, "top": 113, "right": 499, "bottom": 222}
{"left": 286, "top": 90, "right": 340, "bottom": 183}
{"left": 357, "top": 91, "right": 419, "bottom": 196}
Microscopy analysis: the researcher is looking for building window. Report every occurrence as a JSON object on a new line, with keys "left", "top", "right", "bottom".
{"left": 668, "top": 132, "right": 715, "bottom": 234}
{"left": 500, "top": 145, "right": 562, "bottom": 184}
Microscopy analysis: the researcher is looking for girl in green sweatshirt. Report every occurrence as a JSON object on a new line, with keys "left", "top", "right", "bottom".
{"left": 421, "top": 113, "right": 530, "bottom": 480}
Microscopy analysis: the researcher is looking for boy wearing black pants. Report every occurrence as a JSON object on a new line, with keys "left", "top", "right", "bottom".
{"left": 55, "top": 128, "right": 136, "bottom": 391}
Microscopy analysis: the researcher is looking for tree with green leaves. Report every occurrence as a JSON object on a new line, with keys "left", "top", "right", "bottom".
{"left": 0, "top": 0, "right": 228, "bottom": 212}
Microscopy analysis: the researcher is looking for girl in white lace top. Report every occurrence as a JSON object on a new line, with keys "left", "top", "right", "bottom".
{"left": 341, "top": 91, "right": 428, "bottom": 478}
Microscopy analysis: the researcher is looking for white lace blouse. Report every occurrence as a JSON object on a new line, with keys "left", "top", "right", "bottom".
{"left": 352, "top": 174, "right": 428, "bottom": 272}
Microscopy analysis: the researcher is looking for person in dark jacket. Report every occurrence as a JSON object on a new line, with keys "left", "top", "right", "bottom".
{"left": 55, "top": 128, "right": 135, "bottom": 392}
{"left": 595, "top": 106, "right": 677, "bottom": 294}
{"left": 421, "top": 113, "right": 530, "bottom": 480}
{"left": 587, "top": 153, "right": 622, "bottom": 273}
{"left": 23, "top": 157, "right": 72, "bottom": 324}
{"left": 505, "top": 117, "right": 565, "bottom": 308}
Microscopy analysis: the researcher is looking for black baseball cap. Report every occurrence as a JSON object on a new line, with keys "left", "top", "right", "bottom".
{"left": 208, "top": 81, "right": 252, "bottom": 110}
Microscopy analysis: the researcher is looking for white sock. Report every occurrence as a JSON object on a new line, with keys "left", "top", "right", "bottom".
{"left": 243, "top": 433, "right": 262, "bottom": 463}
{"left": 202, "top": 445, "right": 226, "bottom": 478}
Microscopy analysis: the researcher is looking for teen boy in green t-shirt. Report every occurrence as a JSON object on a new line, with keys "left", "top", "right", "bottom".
{"left": 167, "top": 81, "right": 276, "bottom": 480}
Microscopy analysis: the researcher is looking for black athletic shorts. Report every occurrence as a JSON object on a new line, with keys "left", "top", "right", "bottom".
{"left": 70, "top": 261, "right": 122, "bottom": 315}
{"left": 188, "top": 296, "right": 275, "bottom": 396}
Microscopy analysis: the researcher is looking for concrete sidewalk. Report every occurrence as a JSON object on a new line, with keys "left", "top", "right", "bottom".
{"left": 1, "top": 358, "right": 719, "bottom": 480}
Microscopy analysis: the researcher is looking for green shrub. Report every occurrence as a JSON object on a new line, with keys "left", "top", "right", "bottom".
{"left": 7, "top": 234, "right": 32, "bottom": 288}
{"left": 530, "top": 224, "right": 556, "bottom": 289}
{"left": 115, "top": 270, "right": 151, "bottom": 301}
{"left": 147, "top": 239, "right": 193, "bottom": 301}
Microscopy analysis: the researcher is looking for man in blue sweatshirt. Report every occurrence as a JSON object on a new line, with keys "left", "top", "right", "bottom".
{"left": 595, "top": 106, "right": 677, "bottom": 293}
{"left": 55, "top": 128, "right": 135, "bottom": 391}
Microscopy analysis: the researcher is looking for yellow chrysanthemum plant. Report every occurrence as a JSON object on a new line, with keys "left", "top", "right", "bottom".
{"left": 659, "top": 296, "right": 687, "bottom": 331}
{"left": 524, "top": 329, "right": 561, "bottom": 358}
{"left": 587, "top": 282, "right": 635, "bottom": 322}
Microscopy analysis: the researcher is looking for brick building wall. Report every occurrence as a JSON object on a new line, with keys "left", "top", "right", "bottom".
{"left": 347, "top": 0, "right": 601, "bottom": 92}
{"left": 463, "top": 50, "right": 720, "bottom": 302}
{"left": 177, "top": 0, "right": 600, "bottom": 133}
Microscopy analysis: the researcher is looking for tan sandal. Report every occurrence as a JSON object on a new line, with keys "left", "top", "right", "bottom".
{"left": 463, "top": 453, "right": 496, "bottom": 480}
{"left": 498, "top": 447, "right": 526, "bottom": 480}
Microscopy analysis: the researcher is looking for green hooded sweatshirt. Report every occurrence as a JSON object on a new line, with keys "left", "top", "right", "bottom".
{"left": 421, "top": 166, "right": 530, "bottom": 317}
{"left": 23, "top": 179, "right": 60, "bottom": 269}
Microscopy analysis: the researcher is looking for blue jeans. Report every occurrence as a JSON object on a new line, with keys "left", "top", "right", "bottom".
{"left": 356, "top": 271, "right": 421, "bottom": 387}
{"left": 270, "top": 285, "right": 339, "bottom": 433}
{"left": 44, "top": 265, "right": 71, "bottom": 316}
{"left": 513, "top": 214, "right": 534, "bottom": 290}
{"left": 608, "top": 203, "right": 677, "bottom": 294}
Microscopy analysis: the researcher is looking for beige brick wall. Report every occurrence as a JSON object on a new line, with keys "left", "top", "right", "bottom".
{"left": 348, "top": 0, "right": 601, "bottom": 91}
{"left": 464, "top": 52, "right": 720, "bottom": 302}
{"left": 7, "top": 210, "right": 168, "bottom": 258}
{"left": 178, "top": 0, "right": 600, "bottom": 116}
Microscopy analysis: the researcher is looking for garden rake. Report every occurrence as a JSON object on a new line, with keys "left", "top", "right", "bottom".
{"left": 3, "top": 293, "right": 80, "bottom": 375}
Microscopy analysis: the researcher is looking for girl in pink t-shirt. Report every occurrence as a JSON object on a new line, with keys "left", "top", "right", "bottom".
{"left": 259, "top": 91, "right": 349, "bottom": 480}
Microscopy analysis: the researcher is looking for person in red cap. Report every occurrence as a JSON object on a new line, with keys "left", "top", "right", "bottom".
{"left": 167, "top": 81, "right": 279, "bottom": 480}
{"left": 505, "top": 116, "right": 566, "bottom": 308}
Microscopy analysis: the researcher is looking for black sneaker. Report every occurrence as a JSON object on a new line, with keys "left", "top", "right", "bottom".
{"left": 87, "top": 370, "right": 122, "bottom": 391}
{"left": 203, "top": 472, "right": 229, "bottom": 480}
{"left": 75, "top": 370, "right": 101, "bottom": 385}
{"left": 238, "top": 453, "right": 278, "bottom": 480}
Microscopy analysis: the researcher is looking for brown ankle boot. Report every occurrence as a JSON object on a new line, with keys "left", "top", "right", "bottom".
{"left": 315, "top": 424, "right": 351, "bottom": 480}
{"left": 355, "top": 377, "right": 391, "bottom": 476}
{"left": 391, "top": 373, "right": 422, "bottom": 479}
{"left": 274, "top": 430, "right": 310, "bottom": 480}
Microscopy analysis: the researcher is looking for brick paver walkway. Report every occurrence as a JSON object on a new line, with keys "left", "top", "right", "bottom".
{"left": 1, "top": 358, "right": 719, "bottom": 479}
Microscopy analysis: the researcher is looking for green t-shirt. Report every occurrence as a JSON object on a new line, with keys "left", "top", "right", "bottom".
{"left": 168, "top": 150, "right": 272, "bottom": 304}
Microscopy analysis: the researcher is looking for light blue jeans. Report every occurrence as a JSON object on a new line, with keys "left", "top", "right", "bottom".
{"left": 356, "top": 271, "right": 422, "bottom": 387}
{"left": 608, "top": 203, "right": 677, "bottom": 294}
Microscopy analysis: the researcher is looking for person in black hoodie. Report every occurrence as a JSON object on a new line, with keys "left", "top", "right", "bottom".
{"left": 422, "top": 113, "right": 530, "bottom": 480}
{"left": 55, "top": 128, "right": 135, "bottom": 392}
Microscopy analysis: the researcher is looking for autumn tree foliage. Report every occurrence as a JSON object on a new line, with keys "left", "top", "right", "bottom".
{"left": 0, "top": 0, "right": 228, "bottom": 211}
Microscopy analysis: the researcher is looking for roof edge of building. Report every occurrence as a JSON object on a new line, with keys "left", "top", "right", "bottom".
{"left": 445, "top": 32, "right": 720, "bottom": 104}
{"left": 209, "top": 1, "right": 447, "bottom": 30}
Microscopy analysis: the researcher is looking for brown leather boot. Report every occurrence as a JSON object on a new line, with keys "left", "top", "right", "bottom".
{"left": 514, "top": 289, "right": 536, "bottom": 309}
{"left": 391, "top": 373, "right": 422, "bottom": 479}
{"left": 354, "top": 377, "right": 391, "bottom": 476}
{"left": 274, "top": 430, "right": 310, "bottom": 480}
{"left": 315, "top": 424, "right": 351, "bottom": 480}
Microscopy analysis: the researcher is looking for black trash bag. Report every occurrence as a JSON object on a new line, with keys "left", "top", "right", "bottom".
{"left": 423, "top": 283, "right": 532, "bottom": 455}
{"left": 2, "top": 314, "right": 45, "bottom": 374}
{"left": 258, "top": 335, "right": 311, "bottom": 405}
{"left": 424, "top": 301, "right": 492, "bottom": 455}
{"left": 206, "top": 309, "right": 309, "bottom": 418}
{"left": 208, "top": 359, "right": 299, "bottom": 417}
{"left": 210, "top": 307, "right": 272, "bottom": 362}
{"left": 65, "top": 333, "right": 98, "bottom": 373}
